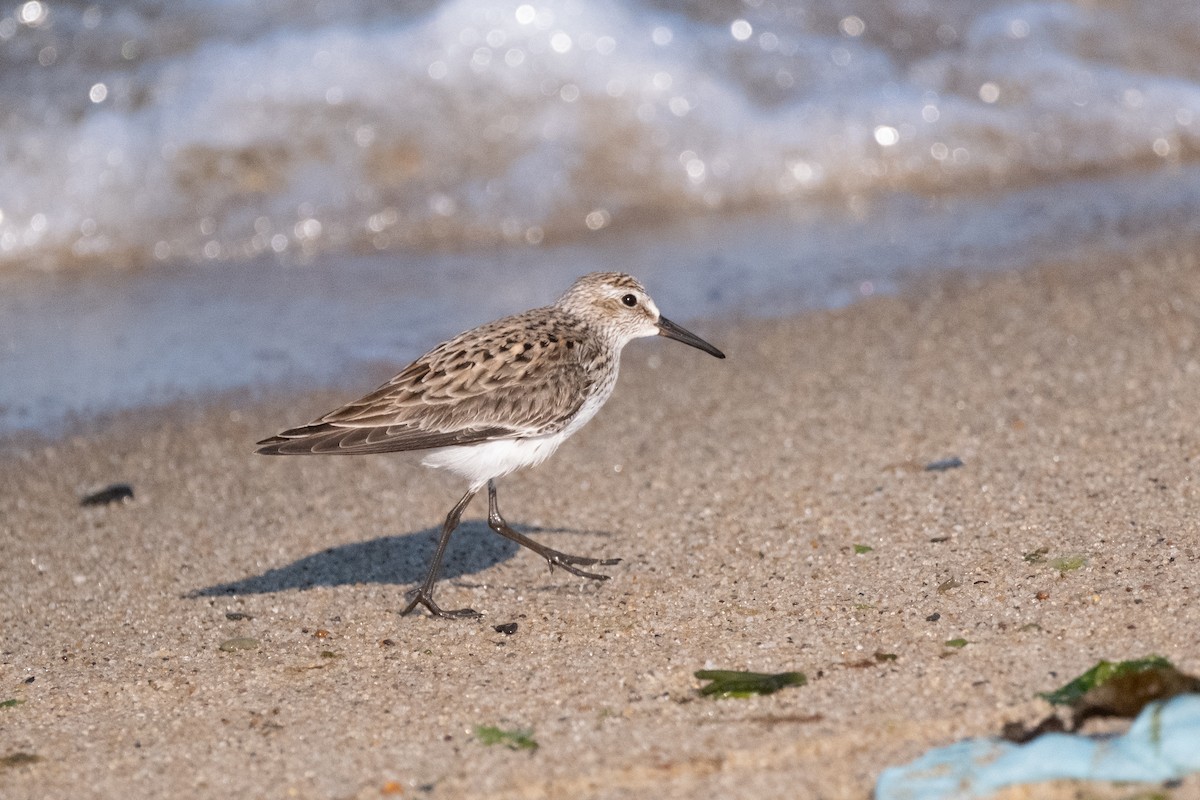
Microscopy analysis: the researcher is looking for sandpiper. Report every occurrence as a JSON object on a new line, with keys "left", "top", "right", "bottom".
{"left": 256, "top": 272, "right": 724, "bottom": 618}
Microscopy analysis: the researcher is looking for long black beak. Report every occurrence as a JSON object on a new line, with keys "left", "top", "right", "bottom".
{"left": 657, "top": 316, "right": 725, "bottom": 359}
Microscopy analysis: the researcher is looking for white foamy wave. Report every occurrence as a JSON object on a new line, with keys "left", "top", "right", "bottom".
{"left": 2, "top": 0, "right": 1200, "bottom": 270}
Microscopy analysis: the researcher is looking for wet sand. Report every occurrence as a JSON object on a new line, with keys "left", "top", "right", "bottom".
{"left": 3, "top": 241, "right": 1200, "bottom": 799}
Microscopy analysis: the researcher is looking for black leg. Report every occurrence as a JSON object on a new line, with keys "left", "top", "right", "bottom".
{"left": 486, "top": 480, "right": 620, "bottom": 580}
{"left": 401, "top": 486, "right": 482, "bottom": 618}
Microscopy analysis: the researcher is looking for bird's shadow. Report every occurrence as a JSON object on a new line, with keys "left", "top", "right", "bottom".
{"left": 189, "top": 522, "right": 609, "bottom": 598}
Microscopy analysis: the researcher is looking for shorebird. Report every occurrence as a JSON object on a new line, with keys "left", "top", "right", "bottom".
{"left": 256, "top": 272, "right": 724, "bottom": 618}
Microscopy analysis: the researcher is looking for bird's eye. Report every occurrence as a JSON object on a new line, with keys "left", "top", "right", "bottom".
{"left": 621, "top": 293, "right": 638, "bottom": 307}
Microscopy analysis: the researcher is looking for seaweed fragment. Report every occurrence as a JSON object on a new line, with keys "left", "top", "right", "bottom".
{"left": 218, "top": 637, "right": 259, "bottom": 652}
{"left": 0, "top": 752, "right": 41, "bottom": 769}
{"left": 1048, "top": 554, "right": 1086, "bottom": 572}
{"left": 1039, "top": 656, "right": 1175, "bottom": 707}
{"left": 1022, "top": 547, "right": 1049, "bottom": 564}
{"left": 1022, "top": 548, "right": 1086, "bottom": 571}
{"left": 695, "top": 669, "right": 807, "bottom": 699}
{"left": 475, "top": 725, "right": 538, "bottom": 751}
{"left": 1003, "top": 656, "right": 1200, "bottom": 742}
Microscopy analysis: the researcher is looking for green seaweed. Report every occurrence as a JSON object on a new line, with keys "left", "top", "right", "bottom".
{"left": 944, "top": 638, "right": 969, "bottom": 649}
{"left": 1023, "top": 547, "right": 1049, "bottom": 564}
{"left": 874, "top": 652, "right": 898, "bottom": 662}
{"left": 0, "top": 699, "right": 23, "bottom": 709}
{"left": 1038, "top": 655, "right": 1174, "bottom": 706}
{"left": 694, "top": 669, "right": 807, "bottom": 699}
{"left": 1049, "top": 554, "right": 1086, "bottom": 572}
{"left": 474, "top": 725, "right": 538, "bottom": 752}
{"left": 853, "top": 544, "right": 873, "bottom": 554}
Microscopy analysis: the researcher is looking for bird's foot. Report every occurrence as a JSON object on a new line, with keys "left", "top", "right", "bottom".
{"left": 401, "top": 588, "right": 482, "bottom": 619}
{"left": 543, "top": 550, "right": 622, "bottom": 580}
{"left": 483, "top": 504, "right": 621, "bottom": 581}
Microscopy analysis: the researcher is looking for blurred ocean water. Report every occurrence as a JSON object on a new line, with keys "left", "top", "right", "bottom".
{"left": 4, "top": 0, "right": 1200, "bottom": 265}
{"left": 2, "top": 0, "right": 1200, "bottom": 430}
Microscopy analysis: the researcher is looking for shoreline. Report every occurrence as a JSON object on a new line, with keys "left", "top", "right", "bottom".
{"left": 9, "top": 162, "right": 1200, "bottom": 437}
{"left": 4, "top": 241, "right": 1200, "bottom": 798}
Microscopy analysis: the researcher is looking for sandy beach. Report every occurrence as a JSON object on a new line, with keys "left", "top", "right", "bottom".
{"left": 4, "top": 241, "right": 1200, "bottom": 799}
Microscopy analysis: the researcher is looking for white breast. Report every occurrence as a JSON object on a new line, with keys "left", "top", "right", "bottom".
{"left": 420, "top": 364, "right": 619, "bottom": 489}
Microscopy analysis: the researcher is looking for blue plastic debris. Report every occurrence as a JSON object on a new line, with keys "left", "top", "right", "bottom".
{"left": 875, "top": 694, "right": 1200, "bottom": 800}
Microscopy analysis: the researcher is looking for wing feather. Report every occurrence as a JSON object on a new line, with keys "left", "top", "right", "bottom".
{"left": 255, "top": 422, "right": 515, "bottom": 455}
{"left": 256, "top": 308, "right": 600, "bottom": 456}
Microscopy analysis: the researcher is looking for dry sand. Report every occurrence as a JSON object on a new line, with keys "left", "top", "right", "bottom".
{"left": 3, "top": 243, "right": 1200, "bottom": 799}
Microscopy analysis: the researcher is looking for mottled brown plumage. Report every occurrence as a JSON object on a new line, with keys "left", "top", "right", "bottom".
{"left": 256, "top": 307, "right": 610, "bottom": 456}
{"left": 257, "top": 272, "right": 724, "bottom": 618}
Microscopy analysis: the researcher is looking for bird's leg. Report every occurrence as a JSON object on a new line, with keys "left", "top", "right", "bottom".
{"left": 401, "top": 486, "right": 482, "bottom": 619}
{"left": 486, "top": 480, "right": 620, "bottom": 580}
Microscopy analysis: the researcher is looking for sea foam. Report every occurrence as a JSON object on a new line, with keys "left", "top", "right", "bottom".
{"left": 1, "top": 0, "right": 1199, "bottom": 270}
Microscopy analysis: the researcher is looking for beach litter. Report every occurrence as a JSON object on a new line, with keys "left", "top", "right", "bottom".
{"left": 875, "top": 657, "right": 1200, "bottom": 799}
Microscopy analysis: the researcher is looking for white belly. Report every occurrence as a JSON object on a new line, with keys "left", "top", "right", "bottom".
{"left": 420, "top": 367, "right": 617, "bottom": 489}
{"left": 420, "top": 431, "right": 571, "bottom": 488}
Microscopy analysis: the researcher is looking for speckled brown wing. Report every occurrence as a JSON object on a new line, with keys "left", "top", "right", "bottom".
{"left": 255, "top": 308, "right": 601, "bottom": 455}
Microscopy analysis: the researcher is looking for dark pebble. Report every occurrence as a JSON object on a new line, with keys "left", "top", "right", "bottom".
{"left": 225, "top": 612, "right": 253, "bottom": 621}
{"left": 80, "top": 484, "right": 134, "bottom": 506}
{"left": 924, "top": 457, "right": 964, "bottom": 472}
{"left": 926, "top": 612, "right": 941, "bottom": 622}
{"left": 493, "top": 622, "right": 518, "bottom": 635}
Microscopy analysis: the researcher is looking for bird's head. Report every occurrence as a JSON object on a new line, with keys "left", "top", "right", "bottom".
{"left": 556, "top": 272, "right": 725, "bottom": 358}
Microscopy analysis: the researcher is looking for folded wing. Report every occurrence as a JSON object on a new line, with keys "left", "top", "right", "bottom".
{"left": 256, "top": 310, "right": 597, "bottom": 456}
